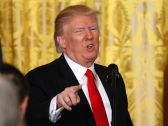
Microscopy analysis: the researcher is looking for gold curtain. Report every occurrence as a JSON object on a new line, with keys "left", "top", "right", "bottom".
{"left": 0, "top": 0, "right": 168, "bottom": 126}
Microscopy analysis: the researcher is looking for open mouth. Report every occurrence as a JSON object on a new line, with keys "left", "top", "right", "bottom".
{"left": 86, "top": 44, "right": 94, "bottom": 49}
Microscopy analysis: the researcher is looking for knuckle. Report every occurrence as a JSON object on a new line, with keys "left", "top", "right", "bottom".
{"left": 64, "top": 87, "right": 69, "bottom": 91}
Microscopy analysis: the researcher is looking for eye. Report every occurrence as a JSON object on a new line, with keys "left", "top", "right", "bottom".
{"left": 74, "top": 28, "right": 85, "bottom": 33}
{"left": 90, "top": 26, "right": 97, "bottom": 31}
{"left": 75, "top": 30, "right": 82, "bottom": 33}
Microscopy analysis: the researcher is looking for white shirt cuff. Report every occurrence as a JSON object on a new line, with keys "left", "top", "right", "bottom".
{"left": 49, "top": 96, "right": 64, "bottom": 123}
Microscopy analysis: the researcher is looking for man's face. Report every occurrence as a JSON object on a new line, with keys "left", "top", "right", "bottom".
{"left": 59, "top": 15, "right": 99, "bottom": 67}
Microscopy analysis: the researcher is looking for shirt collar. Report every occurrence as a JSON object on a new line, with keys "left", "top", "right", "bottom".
{"left": 63, "top": 53, "right": 96, "bottom": 81}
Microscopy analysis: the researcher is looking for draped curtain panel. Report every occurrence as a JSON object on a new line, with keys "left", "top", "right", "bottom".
{"left": 0, "top": 0, "right": 168, "bottom": 126}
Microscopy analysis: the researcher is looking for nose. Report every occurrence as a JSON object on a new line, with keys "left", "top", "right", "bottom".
{"left": 86, "top": 29, "right": 93, "bottom": 39}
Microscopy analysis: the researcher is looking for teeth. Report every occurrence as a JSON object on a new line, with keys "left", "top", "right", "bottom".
{"left": 87, "top": 44, "right": 93, "bottom": 48}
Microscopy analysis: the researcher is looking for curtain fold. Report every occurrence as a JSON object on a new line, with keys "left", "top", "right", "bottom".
{"left": 0, "top": 0, "right": 167, "bottom": 126}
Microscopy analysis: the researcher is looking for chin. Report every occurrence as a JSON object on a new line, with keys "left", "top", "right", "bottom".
{"left": 87, "top": 56, "right": 97, "bottom": 62}
{"left": 84, "top": 52, "right": 97, "bottom": 60}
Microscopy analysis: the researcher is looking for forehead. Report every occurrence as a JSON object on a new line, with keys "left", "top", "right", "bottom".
{"left": 68, "top": 15, "right": 97, "bottom": 27}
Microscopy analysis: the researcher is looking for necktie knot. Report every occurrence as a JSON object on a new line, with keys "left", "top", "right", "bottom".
{"left": 85, "top": 69, "right": 94, "bottom": 79}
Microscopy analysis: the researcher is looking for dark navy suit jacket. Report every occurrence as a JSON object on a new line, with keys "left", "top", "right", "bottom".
{"left": 25, "top": 54, "right": 133, "bottom": 126}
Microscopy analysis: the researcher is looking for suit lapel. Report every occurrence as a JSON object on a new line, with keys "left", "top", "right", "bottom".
{"left": 56, "top": 54, "right": 96, "bottom": 126}
{"left": 95, "top": 64, "right": 113, "bottom": 125}
{"left": 95, "top": 64, "right": 113, "bottom": 103}
{"left": 57, "top": 54, "right": 78, "bottom": 87}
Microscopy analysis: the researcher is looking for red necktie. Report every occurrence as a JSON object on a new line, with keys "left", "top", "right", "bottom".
{"left": 85, "top": 69, "right": 109, "bottom": 126}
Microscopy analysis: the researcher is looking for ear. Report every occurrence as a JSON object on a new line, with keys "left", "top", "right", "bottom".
{"left": 18, "top": 96, "right": 29, "bottom": 125}
{"left": 57, "top": 36, "right": 67, "bottom": 49}
{"left": 20, "top": 96, "right": 29, "bottom": 115}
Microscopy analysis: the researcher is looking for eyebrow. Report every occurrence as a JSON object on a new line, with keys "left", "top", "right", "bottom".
{"left": 75, "top": 27, "right": 85, "bottom": 30}
{"left": 89, "top": 26, "right": 97, "bottom": 29}
{"left": 75, "top": 25, "right": 97, "bottom": 30}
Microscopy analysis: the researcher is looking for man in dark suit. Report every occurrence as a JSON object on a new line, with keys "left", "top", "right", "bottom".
{"left": 25, "top": 5, "right": 133, "bottom": 126}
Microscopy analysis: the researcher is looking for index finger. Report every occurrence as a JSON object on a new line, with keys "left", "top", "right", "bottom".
{"left": 73, "top": 85, "right": 82, "bottom": 93}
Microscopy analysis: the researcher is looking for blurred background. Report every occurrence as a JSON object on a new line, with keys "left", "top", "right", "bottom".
{"left": 0, "top": 0, "right": 168, "bottom": 126}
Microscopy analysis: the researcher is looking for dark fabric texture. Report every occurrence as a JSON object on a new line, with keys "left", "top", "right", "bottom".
{"left": 25, "top": 54, "right": 133, "bottom": 126}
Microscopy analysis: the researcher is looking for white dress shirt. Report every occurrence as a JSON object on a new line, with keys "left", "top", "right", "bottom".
{"left": 49, "top": 54, "right": 112, "bottom": 125}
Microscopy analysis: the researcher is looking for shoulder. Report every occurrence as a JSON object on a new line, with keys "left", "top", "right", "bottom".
{"left": 26, "top": 61, "right": 55, "bottom": 76}
{"left": 94, "top": 63, "right": 107, "bottom": 71}
{"left": 94, "top": 63, "right": 107, "bottom": 78}
{"left": 95, "top": 63, "right": 124, "bottom": 80}
{"left": 25, "top": 55, "right": 64, "bottom": 79}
